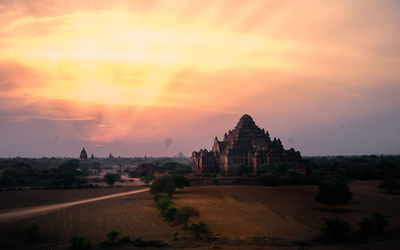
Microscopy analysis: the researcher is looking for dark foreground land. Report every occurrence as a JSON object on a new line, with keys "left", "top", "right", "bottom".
{"left": 0, "top": 181, "right": 399, "bottom": 249}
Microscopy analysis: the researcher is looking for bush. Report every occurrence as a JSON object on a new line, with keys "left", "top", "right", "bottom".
{"left": 188, "top": 222, "right": 208, "bottom": 239}
{"left": 171, "top": 174, "right": 190, "bottom": 189}
{"left": 316, "top": 177, "right": 352, "bottom": 210}
{"left": 104, "top": 173, "right": 118, "bottom": 186}
{"left": 175, "top": 206, "right": 199, "bottom": 228}
{"left": 24, "top": 221, "right": 39, "bottom": 242}
{"left": 153, "top": 192, "right": 169, "bottom": 202}
{"left": 155, "top": 197, "right": 172, "bottom": 211}
{"left": 162, "top": 206, "right": 178, "bottom": 221}
{"left": 106, "top": 230, "right": 120, "bottom": 242}
{"left": 378, "top": 178, "right": 400, "bottom": 193}
{"left": 70, "top": 235, "right": 91, "bottom": 249}
{"left": 260, "top": 173, "right": 278, "bottom": 186}
{"left": 358, "top": 213, "right": 389, "bottom": 235}
{"left": 150, "top": 175, "right": 176, "bottom": 196}
{"left": 320, "top": 218, "right": 351, "bottom": 242}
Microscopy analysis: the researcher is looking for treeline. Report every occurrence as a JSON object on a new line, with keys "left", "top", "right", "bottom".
{"left": 128, "top": 162, "right": 192, "bottom": 177}
{"left": 221, "top": 155, "right": 400, "bottom": 186}
{"left": 0, "top": 160, "right": 87, "bottom": 189}
{"left": 150, "top": 175, "right": 209, "bottom": 240}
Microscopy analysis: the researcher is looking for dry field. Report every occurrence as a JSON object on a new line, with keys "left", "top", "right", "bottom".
{"left": 173, "top": 181, "right": 400, "bottom": 241}
{"left": 0, "top": 191, "right": 173, "bottom": 249}
{"left": 0, "top": 186, "right": 144, "bottom": 210}
{"left": 0, "top": 181, "right": 399, "bottom": 249}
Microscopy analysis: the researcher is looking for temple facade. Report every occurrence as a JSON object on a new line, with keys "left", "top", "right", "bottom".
{"left": 191, "top": 114, "right": 301, "bottom": 174}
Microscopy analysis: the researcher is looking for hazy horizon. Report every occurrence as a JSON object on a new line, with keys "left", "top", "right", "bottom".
{"left": 1, "top": 0, "right": 399, "bottom": 158}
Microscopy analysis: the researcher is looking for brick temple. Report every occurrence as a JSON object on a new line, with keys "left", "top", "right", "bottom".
{"left": 191, "top": 114, "right": 301, "bottom": 174}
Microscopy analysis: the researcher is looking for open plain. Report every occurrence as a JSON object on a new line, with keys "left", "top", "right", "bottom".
{"left": 0, "top": 181, "right": 399, "bottom": 249}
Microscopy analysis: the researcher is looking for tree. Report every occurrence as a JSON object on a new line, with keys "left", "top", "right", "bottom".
{"left": 260, "top": 173, "right": 278, "bottom": 186}
{"left": 104, "top": 173, "right": 118, "bottom": 186}
{"left": 107, "top": 230, "right": 120, "bottom": 243}
{"left": 320, "top": 217, "right": 351, "bottom": 242}
{"left": 316, "top": 178, "right": 352, "bottom": 210}
{"left": 140, "top": 175, "right": 154, "bottom": 186}
{"left": 150, "top": 175, "right": 176, "bottom": 196}
{"left": 188, "top": 222, "right": 208, "bottom": 239}
{"left": 175, "top": 206, "right": 199, "bottom": 228}
{"left": 171, "top": 174, "right": 190, "bottom": 189}
{"left": 378, "top": 178, "right": 400, "bottom": 193}
{"left": 24, "top": 221, "right": 40, "bottom": 242}
{"left": 358, "top": 213, "right": 389, "bottom": 235}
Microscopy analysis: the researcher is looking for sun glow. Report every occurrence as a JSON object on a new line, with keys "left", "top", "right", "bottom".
{"left": 1, "top": 8, "right": 302, "bottom": 106}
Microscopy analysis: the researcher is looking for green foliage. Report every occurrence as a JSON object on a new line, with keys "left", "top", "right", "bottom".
{"left": 70, "top": 235, "right": 91, "bottom": 249}
{"left": 104, "top": 173, "right": 118, "bottom": 186}
{"left": 159, "top": 162, "right": 192, "bottom": 175}
{"left": 106, "top": 230, "right": 120, "bottom": 242}
{"left": 150, "top": 175, "right": 176, "bottom": 196}
{"left": 24, "top": 221, "right": 40, "bottom": 242}
{"left": 188, "top": 222, "right": 208, "bottom": 239}
{"left": 155, "top": 197, "right": 172, "bottom": 211}
{"left": 320, "top": 218, "right": 351, "bottom": 242}
{"left": 140, "top": 175, "right": 154, "bottom": 186}
{"left": 228, "top": 163, "right": 251, "bottom": 176}
{"left": 260, "top": 173, "right": 278, "bottom": 186}
{"left": 377, "top": 159, "right": 397, "bottom": 170}
{"left": 316, "top": 177, "right": 352, "bottom": 209}
{"left": 358, "top": 213, "right": 389, "bottom": 235}
{"left": 175, "top": 206, "right": 200, "bottom": 228}
{"left": 153, "top": 192, "right": 169, "bottom": 202}
{"left": 257, "top": 163, "right": 275, "bottom": 175}
{"left": 173, "top": 231, "right": 179, "bottom": 241}
{"left": 171, "top": 174, "right": 190, "bottom": 189}
{"left": 378, "top": 178, "right": 400, "bottom": 193}
{"left": 162, "top": 206, "right": 178, "bottom": 221}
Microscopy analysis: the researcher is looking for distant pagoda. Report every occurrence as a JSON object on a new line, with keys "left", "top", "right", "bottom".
{"left": 90, "top": 153, "right": 95, "bottom": 159}
{"left": 79, "top": 147, "right": 88, "bottom": 160}
{"left": 191, "top": 114, "right": 301, "bottom": 174}
{"left": 108, "top": 153, "right": 114, "bottom": 159}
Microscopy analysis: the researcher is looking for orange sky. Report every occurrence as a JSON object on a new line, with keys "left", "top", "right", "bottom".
{"left": 0, "top": 0, "right": 399, "bottom": 157}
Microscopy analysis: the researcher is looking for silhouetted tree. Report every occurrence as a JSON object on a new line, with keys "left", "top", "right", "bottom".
{"left": 104, "top": 173, "right": 118, "bottom": 186}
{"left": 150, "top": 175, "right": 176, "bottom": 196}
{"left": 316, "top": 177, "right": 352, "bottom": 210}
{"left": 171, "top": 174, "right": 190, "bottom": 188}
{"left": 188, "top": 222, "right": 208, "bottom": 239}
{"left": 175, "top": 206, "right": 199, "bottom": 228}
{"left": 378, "top": 178, "right": 400, "bottom": 193}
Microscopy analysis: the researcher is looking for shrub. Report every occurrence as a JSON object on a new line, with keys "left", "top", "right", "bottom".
{"left": 104, "top": 173, "right": 118, "bottom": 186}
{"left": 153, "top": 192, "right": 169, "bottom": 202}
{"left": 316, "top": 177, "right": 352, "bottom": 210}
{"left": 70, "top": 235, "right": 91, "bottom": 249}
{"left": 358, "top": 213, "right": 389, "bottom": 235}
{"left": 150, "top": 175, "right": 176, "bottom": 196}
{"left": 162, "top": 206, "right": 178, "bottom": 221}
{"left": 188, "top": 222, "right": 208, "bottom": 239}
{"left": 320, "top": 218, "right": 351, "bottom": 242}
{"left": 155, "top": 197, "right": 172, "bottom": 211}
{"left": 171, "top": 174, "right": 190, "bottom": 188}
{"left": 175, "top": 206, "right": 199, "bottom": 228}
{"left": 24, "top": 221, "right": 39, "bottom": 242}
{"left": 106, "top": 230, "right": 120, "bottom": 243}
{"left": 378, "top": 178, "right": 400, "bottom": 193}
{"left": 260, "top": 173, "right": 278, "bottom": 186}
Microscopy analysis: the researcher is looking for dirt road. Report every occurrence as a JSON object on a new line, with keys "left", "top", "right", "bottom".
{"left": 0, "top": 188, "right": 149, "bottom": 222}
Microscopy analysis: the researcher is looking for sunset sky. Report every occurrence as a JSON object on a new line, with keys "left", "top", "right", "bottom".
{"left": 0, "top": 0, "right": 399, "bottom": 157}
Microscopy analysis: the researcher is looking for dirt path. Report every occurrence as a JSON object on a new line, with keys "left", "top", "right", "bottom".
{"left": 0, "top": 188, "right": 149, "bottom": 222}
